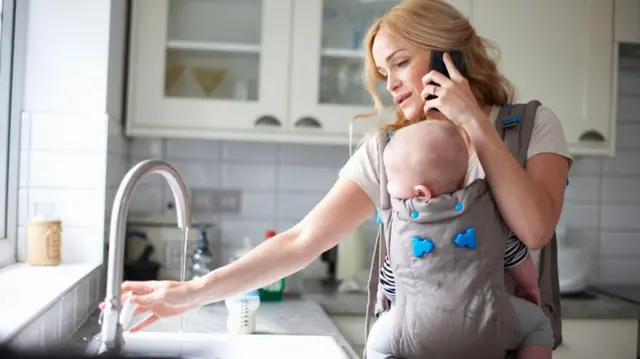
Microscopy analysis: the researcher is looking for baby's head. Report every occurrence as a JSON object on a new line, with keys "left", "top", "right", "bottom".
{"left": 383, "top": 120, "right": 468, "bottom": 201}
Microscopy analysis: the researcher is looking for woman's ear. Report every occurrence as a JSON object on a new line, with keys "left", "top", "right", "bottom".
{"left": 414, "top": 185, "right": 432, "bottom": 201}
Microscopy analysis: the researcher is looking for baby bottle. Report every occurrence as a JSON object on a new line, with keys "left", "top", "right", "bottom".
{"left": 224, "top": 289, "right": 261, "bottom": 334}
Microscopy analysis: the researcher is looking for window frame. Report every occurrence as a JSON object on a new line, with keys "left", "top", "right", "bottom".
{"left": 0, "top": 0, "right": 25, "bottom": 269}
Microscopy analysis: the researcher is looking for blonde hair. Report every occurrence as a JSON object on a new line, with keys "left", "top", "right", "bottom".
{"left": 354, "top": 0, "right": 515, "bottom": 132}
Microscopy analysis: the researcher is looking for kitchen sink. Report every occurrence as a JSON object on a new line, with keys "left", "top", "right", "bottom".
{"left": 117, "top": 332, "right": 353, "bottom": 359}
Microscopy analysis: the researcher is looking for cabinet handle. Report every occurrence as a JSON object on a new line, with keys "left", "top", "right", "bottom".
{"left": 295, "top": 116, "right": 322, "bottom": 129}
{"left": 254, "top": 115, "right": 282, "bottom": 127}
{"left": 578, "top": 130, "right": 605, "bottom": 142}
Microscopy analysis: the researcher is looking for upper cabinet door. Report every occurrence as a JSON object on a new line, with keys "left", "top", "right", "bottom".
{"left": 470, "top": 0, "right": 615, "bottom": 154}
{"left": 127, "top": 0, "right": 292, "bottom": 134}
{"left": 615, "top": 0, "right": 640, "bottom": 43}
{"left": 288, "top": 0, "right": 398, "bottom": 142}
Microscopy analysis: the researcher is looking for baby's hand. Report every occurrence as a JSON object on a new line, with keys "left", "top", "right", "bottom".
{"left": 516, "top": 286, "right": 541, "bottom": 307}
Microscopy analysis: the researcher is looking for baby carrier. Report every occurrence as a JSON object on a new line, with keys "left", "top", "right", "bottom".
{"left": 363, "top": 100, "right": 563, "bottom": 358}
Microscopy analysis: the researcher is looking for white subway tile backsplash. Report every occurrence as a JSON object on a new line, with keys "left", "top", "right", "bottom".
{"left": 20, "top": 113, "right": 31, "bottom": 150}
{"left": 331, "top": 146, "right": 352, "bottom": 168}
{"left": 171, "top": 160, "right": 221, "bottom": 188}
{"left": 561, "top": 203, "right": 600, "bottom": 230}
{"left": 106, "top": 153, "right": 128, "bottom": 187}
{"left": 617, "top": 95, "right": 640, "bottom": 123}
{"left": 603, "top": 150, "right": 640, "bottom": 175}
{"left": 59, "top": 227, "right": 105, "bottom": 263}
{"left": 130, "top": 138, "right": 163, "bottom": 158}
{"left": 20, "top": 188, "right": 105, "bottom": 227}
{"left": 221, "top": 163, "right": 276, "bottom": 190}
{"left": 221, "top": 191, "right": 276, "bottom": 219}
{"left": 28, "top": 113, "right": 108, "bottom": 151}
{"left": 41, "top": 302, "right": 61, "bottom": 348}
{"left": 565, "top": 230, "right": 600, "bottom": 255}
{"left": 18, "top": 150, "right": 30, "bottom": 187}
{"left": 166, "top": 139, "right": 221, "bottom": 160}
{"left": 278, "top": 144, "right": 336, "bottom": 166}
{"left": 615, "top": 124, "right": 640, "bottom": 149}
{"left": 27, "top": 150, "right": 106, "bottom": 189}
{"left": 16, "top": 226, "right": 104, "bottom": 263}
{"left": 12, "top": 317, "right": 43, "bottom": 349}
{"left": 602, "top": 177, "right": 640, "bottom": 203}
{"left": 600, "top": 204, "right": 640, "bottom": 231}
{"left": 128, "top": 185, "right": 165, "bottom": 214}
{"left": 598, "top": 258, "right": 640, "bottom": 284}
{"left": 277, "top": 165, "right": 337, "bottom": 192}
{"left": 599, "top": 232, "right": 640, "bottom": 257}
{"left": 59, "top": 293, "right": 75, "bottom": 338}
{"left": 619, "top": 69, "right": 640, "bottom": 95}
{"left": 569, "top": 156, "right": 602, "bottom": 176}
{"left": 221, "top": 141, "right": 279, "bottom": 164}
{"left": 563, "top": 177, "right": 600, "bottom": 203}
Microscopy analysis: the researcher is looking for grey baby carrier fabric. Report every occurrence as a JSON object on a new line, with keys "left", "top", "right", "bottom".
{"left": 363, "top": 100, "right": 563, "bottom": 358}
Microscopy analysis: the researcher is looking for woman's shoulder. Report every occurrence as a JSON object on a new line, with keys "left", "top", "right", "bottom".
{"left": 527, "top": 104, "right": 573, "bottom": 163}
{"left": 338, "top": 129, "right": 385, "bottom": 209}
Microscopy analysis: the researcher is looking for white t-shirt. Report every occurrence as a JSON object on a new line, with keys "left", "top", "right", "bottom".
{"left": 338, "top": 104, "right": 573, "bottom": 269}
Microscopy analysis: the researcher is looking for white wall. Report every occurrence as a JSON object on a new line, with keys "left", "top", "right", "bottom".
{"left": 11, "top": 0, "right": 129, "bottom": 349}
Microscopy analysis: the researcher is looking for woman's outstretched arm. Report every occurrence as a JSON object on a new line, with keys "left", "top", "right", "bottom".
{"left": 189, "top": 177, "right": 376, "bottom": 305}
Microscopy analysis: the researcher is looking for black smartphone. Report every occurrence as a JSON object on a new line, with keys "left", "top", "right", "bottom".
{"left": 425, "top": 50, "right": 466, "bottom": 102}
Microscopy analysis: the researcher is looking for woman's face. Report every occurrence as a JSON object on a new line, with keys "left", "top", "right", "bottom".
{"left": 372, "top": 28, "right": 444, "bottom": 122}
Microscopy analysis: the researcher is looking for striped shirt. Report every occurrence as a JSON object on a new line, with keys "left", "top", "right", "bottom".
{"left": 379, "top": 232, "right": 528, "bottom": 303}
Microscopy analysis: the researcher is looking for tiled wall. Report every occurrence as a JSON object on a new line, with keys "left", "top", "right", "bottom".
{"left": 18, "top": 112, "right": 109, "bottom": 263}
{"left": 9, "top": 0, "right": 129, "bottom": 349}
{"left": 563, "top": 50, "right": 640, "bottom": 285}
{"left": 8, "top": 268, "right": 102, "bottom": 350}
{"left": 127, "top": 138, "right": 380, "bottom": 281}
{"left": 128, "top": 48, "right": 640, "bottom": 286}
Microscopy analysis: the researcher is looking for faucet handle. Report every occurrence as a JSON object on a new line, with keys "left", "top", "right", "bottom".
{"left": 119, "top": 297, "right": 137, "bottom": 331}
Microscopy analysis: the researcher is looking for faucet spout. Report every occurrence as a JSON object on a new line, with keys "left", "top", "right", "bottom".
{"left": 99, "top": 159, "right": 191, "bottom": 354}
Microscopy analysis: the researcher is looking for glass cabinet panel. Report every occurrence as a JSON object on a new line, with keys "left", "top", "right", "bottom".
{"left": 164, "top": 0, "right": 262, "bottom": 101}
{"left": 319, "top": 0, "right": 398, "bottom": 107}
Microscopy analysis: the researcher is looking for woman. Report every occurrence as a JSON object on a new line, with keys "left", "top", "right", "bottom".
{"left": 111, "top": 0, "right": 571, "bottom": 342}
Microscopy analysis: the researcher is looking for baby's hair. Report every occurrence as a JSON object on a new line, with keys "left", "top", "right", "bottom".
{"left": 384, "top": 120, "right": 468, "bottom": 196}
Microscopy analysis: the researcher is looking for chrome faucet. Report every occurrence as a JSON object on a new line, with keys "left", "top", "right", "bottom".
{"left": 98, "top": 159, "right": 191, "bottom": 355}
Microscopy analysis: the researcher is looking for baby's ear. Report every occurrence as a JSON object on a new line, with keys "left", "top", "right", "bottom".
{"left": 414, "top": 185, "right": 432, "bottom": 201}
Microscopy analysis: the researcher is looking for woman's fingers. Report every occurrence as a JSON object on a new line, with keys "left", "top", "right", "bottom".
{"left": 442, "top": 52, "right": 464, "bottom": 82}
{"left": 420, "top": 84, "right": 440, "bottom": 100}
{"left": 421, "top": 70, "right": 452, "bottom": 88}
{"left": 127, "top": 313, "right": 159, "bottom": 333}
{"left": 423, "top": 98, "right": 441, "bottom": 115}
{"left": 98, "top": 291, "right": 135, "bottom": 310}
{"left": 122, "top": 281, "right": 158, "bottom": 294}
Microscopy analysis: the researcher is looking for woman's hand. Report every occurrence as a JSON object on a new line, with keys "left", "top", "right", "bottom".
{"left": 98, "top": 280, "right": 201, "bottom": 333}
{"left": 420, "top": 52, "right": 486, "bottom": 131}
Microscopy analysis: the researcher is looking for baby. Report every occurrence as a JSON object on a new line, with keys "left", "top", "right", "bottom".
{"left": 368, "top": 119, "right": 553, "bottom": 359}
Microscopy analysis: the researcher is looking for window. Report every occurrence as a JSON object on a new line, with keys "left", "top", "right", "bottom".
{"left": 0, "top": 0, "right": 20, "bottom": 268}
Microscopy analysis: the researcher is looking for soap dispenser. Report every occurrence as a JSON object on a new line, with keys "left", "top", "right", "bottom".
{"left": 191, "top": 225, "right": 215, "bottom": 280}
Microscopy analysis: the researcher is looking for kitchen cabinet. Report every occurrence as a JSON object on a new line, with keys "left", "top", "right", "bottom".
{"left": 127, "top": 0, "right": 619, "bottom": 155}
{"left": 127, "top": 0, "right": 294, "bottom": 139}
{"left": 127, "top": 0, "right": 396, "bottom": 146}
{"left": 615, "top": 0, "right": 640, "bottom": 43}
{"left": 330, "top": 315, "right": 638, "bottom": 359}
{"left": 470, "top": 0, "right": 616, "bottom": 156}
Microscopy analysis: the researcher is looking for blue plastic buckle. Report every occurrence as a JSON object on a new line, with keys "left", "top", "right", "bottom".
{"left": 501, "top": 114, "right": 520, "bottom": 128}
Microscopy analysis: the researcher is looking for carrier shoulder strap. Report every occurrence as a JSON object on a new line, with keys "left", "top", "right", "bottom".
{"left": 495, "top": 100, "right": 563, "bottom": 349}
